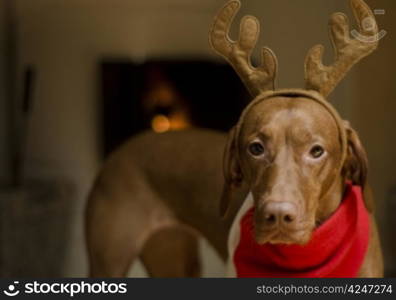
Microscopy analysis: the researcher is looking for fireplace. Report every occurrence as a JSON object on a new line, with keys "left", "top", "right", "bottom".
{"left": 100, "top": 59, "right": 249, "bottom": 157}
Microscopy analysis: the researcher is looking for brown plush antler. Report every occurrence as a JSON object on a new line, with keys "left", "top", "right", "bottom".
{"left": 209, "top": 0, "right": 278, "bottom": 97}
{"left": 305, "top": 0, "right": 379, "bottom": 97}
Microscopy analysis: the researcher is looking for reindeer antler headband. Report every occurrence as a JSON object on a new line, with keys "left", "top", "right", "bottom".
{"left": 209, "top": 0, "right": 379, "bottom": 98}
{"left": 210, "top": 0, "right": 380, "bottom": 180}
{"left": 209, "top": 0, "right": 278, "bottom": 97}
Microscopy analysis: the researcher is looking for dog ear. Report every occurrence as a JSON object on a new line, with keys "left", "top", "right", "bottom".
{"left": 342, "top": 121, "right": 368, "bottom": 187}
{"left": 220, "top": 127, "right": 248, "bottom": 218}
{"left": 342, "top": 121, "right": 373, "bottom": 211}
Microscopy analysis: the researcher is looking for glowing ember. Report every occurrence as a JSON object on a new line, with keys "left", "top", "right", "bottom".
{"left": 151, "top": 114, "right": 171, "bottom": 133}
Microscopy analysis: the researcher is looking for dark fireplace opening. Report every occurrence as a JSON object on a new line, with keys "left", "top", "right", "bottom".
{"left": 100, "top": 59, "right": 249, "bottom": 157}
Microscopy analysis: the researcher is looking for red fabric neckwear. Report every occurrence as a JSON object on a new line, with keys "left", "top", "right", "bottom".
{"left": 234, "top": 183, "right": 370, "bottom": 277}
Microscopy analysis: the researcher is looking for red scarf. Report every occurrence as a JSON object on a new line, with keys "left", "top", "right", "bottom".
{"left": 233, "top": 183, "right": 370, "bottom": 277}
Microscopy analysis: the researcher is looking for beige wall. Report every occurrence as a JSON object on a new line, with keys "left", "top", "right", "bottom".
{"left": 15, "top": 0, "right": 395, "bottom": 276}
{"left": 351, "top": 0, "right": 396, "bottom": 272}
{"left": 0, "top": 0, "right": 9, "bottom": 182}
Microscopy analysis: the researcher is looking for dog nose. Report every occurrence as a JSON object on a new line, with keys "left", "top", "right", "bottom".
{"left": 263, "top": 201, "right": 297, "bottom": 226}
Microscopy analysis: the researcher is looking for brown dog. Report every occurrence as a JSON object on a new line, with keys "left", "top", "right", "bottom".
{"left": 85, "top": 0, "right": 383, "bottom": 277}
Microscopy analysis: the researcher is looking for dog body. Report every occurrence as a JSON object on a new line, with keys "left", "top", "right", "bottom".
{"left": 85, "top": 129, "right": 238, "bottom": 277}
{"left": 85, "top": 0, "right": 384, "bottom": 277}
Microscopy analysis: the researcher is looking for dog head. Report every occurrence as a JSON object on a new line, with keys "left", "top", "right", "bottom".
{"left": 210, "top": 0, "right": 377, "bottom": 245}
{"left": 221, "top": 90, "right": 371, "bottom": 245}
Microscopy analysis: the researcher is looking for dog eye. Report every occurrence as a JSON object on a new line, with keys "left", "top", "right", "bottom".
{"left": 248, "top": 142, "right": 265, "bottom": 156}
{"left": 310, "top": 145, "right": 325, "bottom": 159}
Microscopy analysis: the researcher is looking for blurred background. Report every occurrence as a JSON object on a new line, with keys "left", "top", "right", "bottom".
{"left": 0, "top": 0, "right": 395, "bottom": 277}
